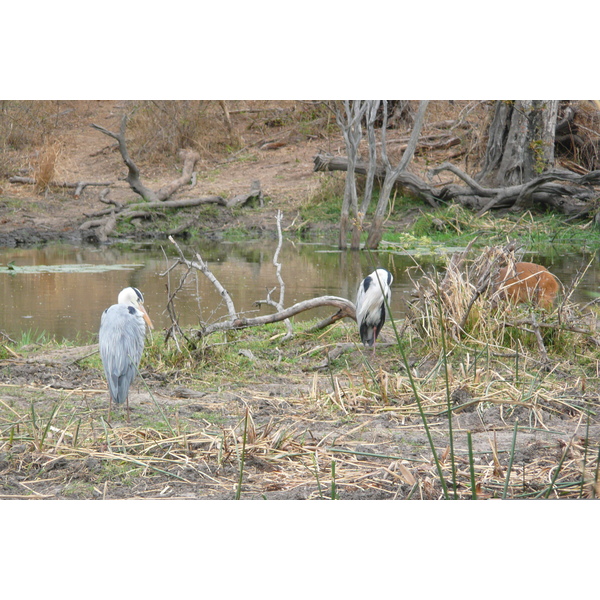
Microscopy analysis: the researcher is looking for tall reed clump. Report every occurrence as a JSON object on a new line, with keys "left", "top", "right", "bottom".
{"left": 34, "top": 140, "right": 62, "bottom": 194}
{"left": 403, "top": 241, "right": 584, "bottom": 357}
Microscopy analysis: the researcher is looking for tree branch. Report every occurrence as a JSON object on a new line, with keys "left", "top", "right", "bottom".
{"left": 199, "top": 296, "right": 356, "bottom": 338}
{"left": 168, "top": 235, "right": 238, "bottom": 321}
{"left": 255, "top": 210, "right": 294, "bottom": 340}
{"left": 91, "top": 113, "right": 200, "bottom": 203}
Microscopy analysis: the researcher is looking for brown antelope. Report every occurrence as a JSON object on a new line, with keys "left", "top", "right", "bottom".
{"left": 494, "top": 262, "right": 559, "bottom": 310}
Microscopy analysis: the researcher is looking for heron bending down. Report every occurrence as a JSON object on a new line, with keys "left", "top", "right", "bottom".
{"left": 355, "top": 268, "right": 393, "bottom": 348}
{"left": 99, "top": 287, "right": 153, "bottom": 412}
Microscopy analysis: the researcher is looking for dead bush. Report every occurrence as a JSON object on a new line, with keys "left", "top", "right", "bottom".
{"left": 126, "top": 101, "right": 237, "bottom": 163}
{"left": 33, "top": 140, "right": 62, "bottom": 193}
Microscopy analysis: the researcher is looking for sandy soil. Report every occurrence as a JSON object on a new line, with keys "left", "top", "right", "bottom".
{"left": 0, "top": 100, "right": 340, "bottom": 245}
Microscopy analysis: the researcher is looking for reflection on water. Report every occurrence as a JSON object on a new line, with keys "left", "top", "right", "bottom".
{"left": 0, "top": 240, "right": 598, "bottom": 341}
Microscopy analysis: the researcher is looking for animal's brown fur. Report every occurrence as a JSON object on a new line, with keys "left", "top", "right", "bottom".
{"left": 494, "top": 262, "right": 559, "bottom": 310}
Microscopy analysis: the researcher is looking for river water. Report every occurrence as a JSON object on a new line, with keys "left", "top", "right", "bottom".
{"left": 0, "top": 239, "right": 598, "bottom": 342}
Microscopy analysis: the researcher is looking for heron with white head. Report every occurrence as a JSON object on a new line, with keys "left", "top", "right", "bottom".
{"left": 355, "top": 268, "right": 393, "bottom": 349}
{"left": 99, "top": 287, "right": 153, "bottom": 415}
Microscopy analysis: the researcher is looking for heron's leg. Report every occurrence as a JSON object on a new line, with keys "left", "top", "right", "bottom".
{"left": 126, "top": 395, "right": 131, "bottom": 422}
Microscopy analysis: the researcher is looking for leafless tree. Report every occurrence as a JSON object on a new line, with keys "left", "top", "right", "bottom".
{"left": 351, "top": 100, "right": 380, "bottom": 249}
{"left": 317, "top": 100, "right": 600, "bottom": 231}
{"left": 334, "top": 101, "right": 369, "bottom": 250}
{"left": 365, "top": 100, "right": 429, "bottom": 248}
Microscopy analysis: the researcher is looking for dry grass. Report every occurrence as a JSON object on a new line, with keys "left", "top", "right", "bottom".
{"left": 126, "top": 101, "right": 227, "bottom": 162}
{"left": 0, "top": 101, "right": 93, "bottom": 179}
{"left": 1, "top": 331, "right": 599, "bottom": 500}
{"left": 0, "top": 101, "right": 60, "bottom": 151}
{"left": 33, "top": 140, "right": 62, "bottom": 193}
{"left": 124, "top": 100, "right": 331, "bottom": 166}
{"left": 402, "top": 241, "right": 599, "bottom": 359}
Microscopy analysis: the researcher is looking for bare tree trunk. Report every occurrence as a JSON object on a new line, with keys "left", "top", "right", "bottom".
{"left": 366, "top": 100, "right": 430, "bottom": 249}
{"left": 350, "top": 101, "right": 380, "bottom": 249}
{"left": 477, "top": 100, "right": 559, "bottom": 187}
{"left": 335, "top": 101, "right": 369, "bottom": 250}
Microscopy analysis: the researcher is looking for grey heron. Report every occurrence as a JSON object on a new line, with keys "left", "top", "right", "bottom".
{"left": 355, "top": 268, "right": 393, "bottom": 348}
{"left": 99, "top": 287, "right": 153, "bottom": 414}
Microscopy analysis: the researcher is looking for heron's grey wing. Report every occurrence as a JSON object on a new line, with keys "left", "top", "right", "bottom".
{"left": 99, "top": 305, "right": 146, "bottom": 404}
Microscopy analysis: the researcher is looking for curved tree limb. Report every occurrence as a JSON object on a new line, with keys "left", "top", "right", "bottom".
{"left": 166, "top": 230, "right": 356, "bottom": 340}
{"left": 91, "top": 114, "right": 159, "bottom": 202}
{"left": 156, "top": 149, "right": 201, "bottom": 200}
{"left": 91, "top": 113, "right": 199, "bottom": 203}
{"left": 429, "top": 163, "right": 600, "bottom": 216}
{"left": 198, "top": 296, "right": 356, "bottom": 338}
{"left": 428, "top": 162, "right": 494, "bottom": 195}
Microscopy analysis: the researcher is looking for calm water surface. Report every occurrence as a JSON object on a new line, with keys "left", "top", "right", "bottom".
{"left": 0, "top": 240, "right": 598, "bottom": 342}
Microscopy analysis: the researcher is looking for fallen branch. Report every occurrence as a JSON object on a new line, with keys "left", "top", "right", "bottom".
{"left": 166, "top": 233, "right": 355, "bottom": 339}
{"left": 227, "top": 180, "right": 263, "bottom": 208}
{"left": 94, "top": 212, "right": 117, "bottom": 242}
{"left": 429, "top": 163, "right": 600, "bottom": 216}
{"left": 313, "top": 152, "right": 439, "bottom": 207}
{"left": 91, "top": 113, "right": 199, "bottom": 202}
{"left": 80, "top": 211, "right": 117, "bottom": 243}
{"left": 9, "top": 177, "right": 113, "bottom": 198}
{"left": 78, "top": 182, "right": 261, "bottom": 241}
{"left": 198, "top": 296, "right": 356, "bottom": 338}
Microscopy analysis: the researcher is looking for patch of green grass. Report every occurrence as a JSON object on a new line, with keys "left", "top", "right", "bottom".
{"left": 0, "top": 196, "right": 26, "bottom": 210}
{"left": 11, "top": 329, "right": 96, "bottom": 353}
{"left": 190, "top": 410, "right": 228, "bottom": 425}
{"left": 141, "top": 332, "right": 196, "bottom": 373}
{"left": 398, "top": 205, "right": 600, "bottom": 254}
{"left": 62, "top": 481, "right": 97, "bottom": 499}
{"left": 97, "top": 461, "right": 143, "bottom": 484}
{"left": 16, "top": 329, "right": 50, "bottom": 347}
{"left": 300, "top": 174, "right": 344, "bottom": 222}
{"left": 232, "top": 152, "right": 259, "bottom": 163}
{"left": 221, "top": 226, "right": 253, "bottom": 241}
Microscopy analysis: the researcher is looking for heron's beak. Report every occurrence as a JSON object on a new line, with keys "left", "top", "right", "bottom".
{"left": 139, "top": 303, "right": 154, "bottom": 330}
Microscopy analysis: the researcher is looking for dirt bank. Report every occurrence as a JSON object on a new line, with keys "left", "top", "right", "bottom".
{"left": 0, "top": 100, "right": 342, "bottom": 246}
